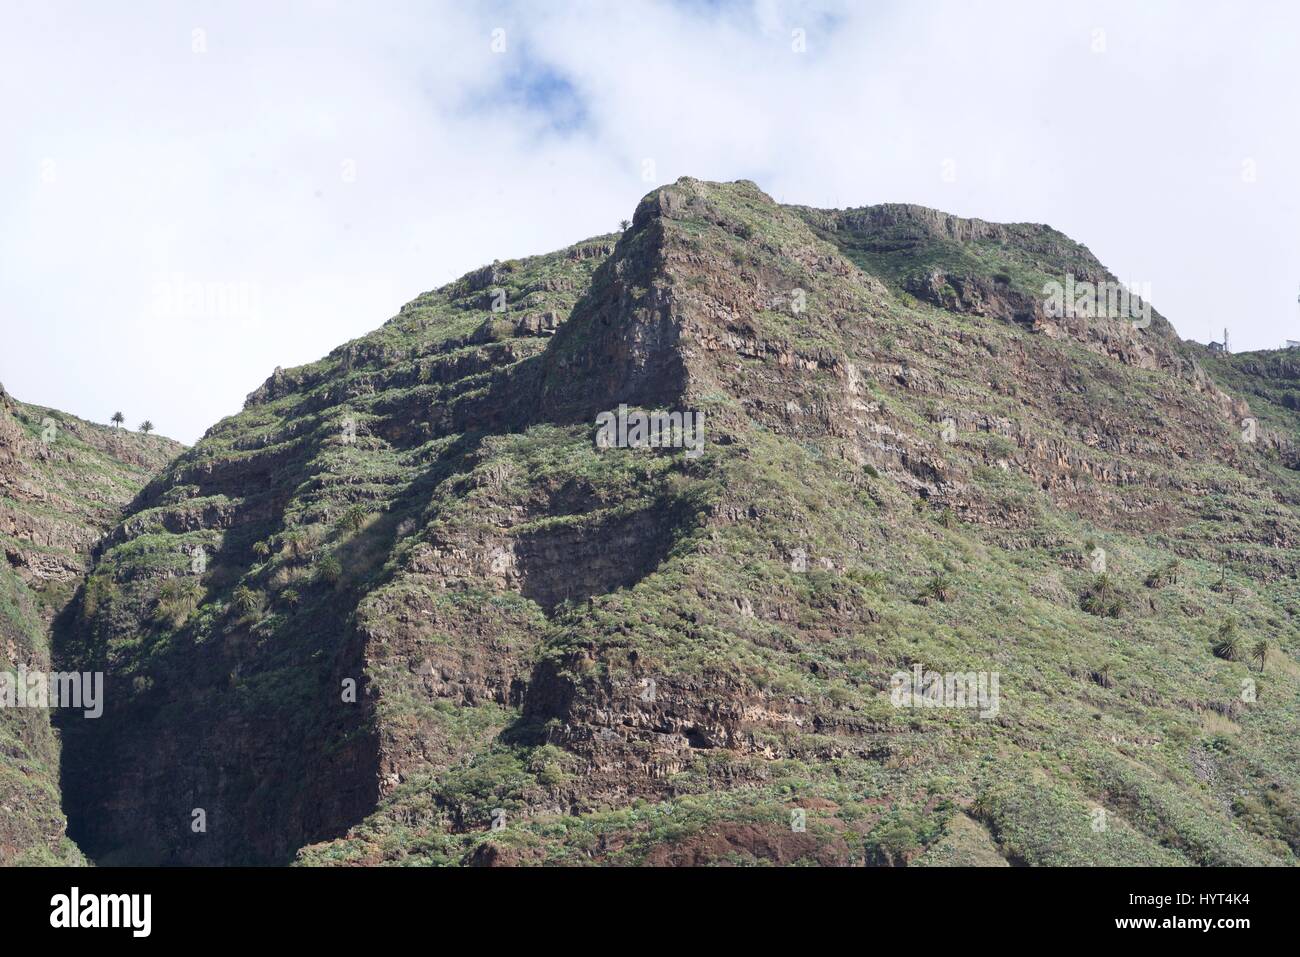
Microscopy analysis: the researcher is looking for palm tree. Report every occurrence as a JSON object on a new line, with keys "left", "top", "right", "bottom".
{"left": 231, "top": 585, "right": 260, "bottom": 616}
{"left": 1251, "top": 639, "right": 1270, "bottom": 672}
{"left": 921, "top": 571, "right": 955, "bottom": 603}
{"left": 111, "top": 411, "right": 125, "bottom": 429}
{"left": 1213, "top": 619, "right": 1239, "bottom": 661}
{"left": 138, "top": 420, "right": 154, "bottom": 434}
{"left": 154, "top": 578, "right": 202, "bottom": 627}
{"left": 1092, "top": 662, "right": 1115, "bottom": 689}
{"left": 281, "top": 529, "right": 309, "bottom": 559}
{"left": 619, "top": 219, "right": 631, "bottom": 231}
{"left": 315, "top": 554, "right": 343, "bottom": 586}
{"left": 338, "top": 503, "right": 369, "bottom": 535}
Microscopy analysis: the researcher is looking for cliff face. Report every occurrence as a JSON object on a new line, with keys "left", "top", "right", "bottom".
{"left": 0, "top": 386, "right": 180, "bottom": 864}
{"left": 56, "top": 179, "right": 1300, "bottom": 866}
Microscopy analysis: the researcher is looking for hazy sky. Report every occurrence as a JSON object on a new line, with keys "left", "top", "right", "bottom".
{"left": 3, "top": 0, "right": 1298, "bottom": 444}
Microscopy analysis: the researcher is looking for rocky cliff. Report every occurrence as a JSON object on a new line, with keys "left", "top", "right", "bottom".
{"left": 51, "top": 179, "right": 1300, "bottom": 866}
{"left": 0, "top": 385, "right": 180, "bottom": 863}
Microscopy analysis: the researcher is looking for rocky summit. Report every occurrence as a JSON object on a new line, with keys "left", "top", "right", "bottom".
{"left": 9, "top": 178, "right": 1300, "bottom": 866}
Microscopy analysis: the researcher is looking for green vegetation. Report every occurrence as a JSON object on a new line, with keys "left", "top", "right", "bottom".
{"left": 153, "top": 578, "right": 203, "bottom": 627}
{"left": 1080, "top": 573, "right": 1127, "bottom": 618}
{"left": 1213, "top": 619, "right": 1240, "bottom": 661}
{"left": 52, "top": 179, "right": 1300, "bottom": 868}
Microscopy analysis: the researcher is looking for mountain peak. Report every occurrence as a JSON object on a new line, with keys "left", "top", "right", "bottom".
{"left": 34, "top": 180, "right": 1300, "bottom": 867}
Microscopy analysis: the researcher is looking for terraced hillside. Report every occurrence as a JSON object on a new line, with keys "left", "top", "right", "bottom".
{"left": 0, "top": 386, "right": 181, "bottom": 863}
{"left": 60, "top": 179, "right": 1300, "bottom": 866}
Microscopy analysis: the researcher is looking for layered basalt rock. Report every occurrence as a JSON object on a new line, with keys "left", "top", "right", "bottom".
{"left": 45, "top": 180, "right": 1300, "bottom": 867}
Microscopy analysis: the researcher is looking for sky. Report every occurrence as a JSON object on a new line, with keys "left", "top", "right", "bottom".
{"left": 2, "top": 0, "right": 1298, "bottom": 444}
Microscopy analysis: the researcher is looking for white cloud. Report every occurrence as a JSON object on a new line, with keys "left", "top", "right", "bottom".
{"left": 2, "top": 0, "right": 1297, "bottom": 443}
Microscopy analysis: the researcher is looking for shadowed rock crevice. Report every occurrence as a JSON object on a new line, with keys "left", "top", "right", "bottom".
{"left": 513, "top": 500, "right": 695, "bottom": 613}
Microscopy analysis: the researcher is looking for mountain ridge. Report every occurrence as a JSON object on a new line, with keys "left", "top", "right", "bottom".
{"left": 14, "top": 177, "right": 1300, "bottom": 866}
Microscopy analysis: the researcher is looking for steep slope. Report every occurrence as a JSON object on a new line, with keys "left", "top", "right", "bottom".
{"left": 57, "top": 235, "right": 622, "bottom": 863}
{"left": 1200, "top": 347, "right": 1300, "bottom": 462}
{"left": 66, "top": 180, "right": 1300, "bottom": 867}
{"left": 0, "top": 385, "right": 181, "bottom": 863}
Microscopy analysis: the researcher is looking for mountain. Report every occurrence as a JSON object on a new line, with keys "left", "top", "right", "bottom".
{"left": 54, "top": 179, "right": 1300, "bottom": 866}
{"left": 0, "top": 386, "right": 181, "bottom": 863}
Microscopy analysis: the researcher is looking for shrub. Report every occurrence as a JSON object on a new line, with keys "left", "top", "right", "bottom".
{"left": 847, "top": 567, "right": 886, "bottom": 590}
{"left": 1144, "top": 559, "right": 1181, "bottom": 589}
{"left": 867, "top": 812, "right": 922, "bottom": 866}
{"left": 153, "top": 578, "right": 203, "bottom": 627}
{"left": 315, "top": 554, "right": 344, "bottom": 587}
{"left": 983, "top": 434, "right": 1018, "bottom": 460}
{"left": 281, "top": 529, "right": 310, "bottom": 559}
{"left": 81, "top": 574, "right": 119, "bottom": 622}
{"left": 1080, "top": 573, "right": 1125, "bottom": 618}
{"left": 920, "top": 571, "right": 956, "bottom": 604}
{"left": 338, "top": 503, "right": 370, "bottom": 535}
{"left": 1212, "top": 619, "right": 1240, "bottom": 661}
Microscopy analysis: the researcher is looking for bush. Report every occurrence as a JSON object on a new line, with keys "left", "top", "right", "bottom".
{"left": 1080, "top": 573, "right": 1125, "bottom": 618}
{"left": 1212, "top": 619, "right": 1240, "bottom": 661}
{"left": 315, "top": 554, "right": 344, "bottom": 587}
{"left": 153, "top": 578, "right": 203, "bottom": 627}
{"left": 920, "top": 571, "right": 956, "bottom": 604}
{"left": 281, "top": 529, "right": 311, "bottom": 559}
{"left": 81, "top": 574, "right": 119, "bottom": 622}
{"left": 1144, "top": 559, "right": 1181, "bottom": 589}
{"left": 338, "top": 503, "right": 370, "bottom": 535}
{"left": 847, "top": 567, "right": 887, "bottom": 590}
{"left": 867, "top": 812, "right": 923, "bottom": 866}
